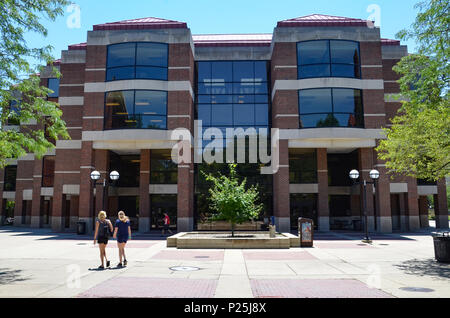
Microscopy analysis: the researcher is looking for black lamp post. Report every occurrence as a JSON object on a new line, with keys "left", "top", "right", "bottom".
{"left": 90, "top": 170, "right": 120, "bottom": 211}
{"left": 349, "top": 169, "right": 380, "bottom": 244}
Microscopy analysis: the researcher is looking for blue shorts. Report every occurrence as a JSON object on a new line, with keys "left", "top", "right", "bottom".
{"left": 117, "top": 236, "right": 128, "bottom": 243}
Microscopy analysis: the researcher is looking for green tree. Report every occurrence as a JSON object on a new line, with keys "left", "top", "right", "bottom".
{"left": 376, "top": 0, "right": 450, "bottom": 181}
{"left": 202, "top": 164, "right": 263, "bottom": 237}
{"left": 0, "top": 0, "right": 70, "bottom": 168}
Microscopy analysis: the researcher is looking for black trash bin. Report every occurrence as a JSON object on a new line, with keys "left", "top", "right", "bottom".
{"left": 432, "top": 232, "right": 450, "bottom": 263}
{"left": 77, "top": 221, "right": 86, "bottom": 235}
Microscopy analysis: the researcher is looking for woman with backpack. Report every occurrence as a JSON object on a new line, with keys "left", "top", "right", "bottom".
{"left": 93, "top": 211, "right": 113, "bottom": 270}
{"left": 113, "top": 211, "right": 131, "bottom": 267}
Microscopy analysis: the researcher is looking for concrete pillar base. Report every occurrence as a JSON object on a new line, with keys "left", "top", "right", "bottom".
{"left": 376, "top": 217, "right": 392, "bottom": 233}
{"left": 408, "top": 215, "right": 420, "bottom": 231}
{"left": 177, "top": 217, "right": 193, "bottom": 232}
{"left": 139, "top": 217, "right": 150, "bottom": 233}
{"left": 318, "top": 217, "right": 330, "bottom": 232}
{"left": 79, "top": 217, "right": 94, "bottom": 235}
{"left": 367, "top": 217, "right": 375, "bottom": 232}
{"left": 51, "top": 217, "right": 65, "bottom": 232}
{"left": 420, "top": 215, "right": 430, "bottom": 228}
{"left": 69, "top": 217, "right": 79, "bottom": 231}
{"left": 436, "top": 215, "right": 449, "bottom": 229}
{"left": 13, "top": 216, "right": 23, "bottom": 227}
{"left": 274, "top": 217, "right": 290, "bottom": 233}
{"left": 400, "top": 215, "right": 409, "bottom": 231}
{"left": 30, "top": 216, "right": 41, "bottom": 228}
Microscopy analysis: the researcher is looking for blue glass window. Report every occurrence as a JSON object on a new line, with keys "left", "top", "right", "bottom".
{"left": 48, "top": 78, "right": 60, "bottom": 97}
{"left": 298, "top": 88, "right": 363, "bottom": 128}
{"left": 104, "top": 90, "right": 167, "bottom": 130}
{"left": 106, "top": 42, "right": 168, "bottom": 81}
{"left": 297, "top": 40, "right": 360, "bottom": 79}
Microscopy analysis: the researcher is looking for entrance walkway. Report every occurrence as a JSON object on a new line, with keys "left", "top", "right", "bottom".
{"left": 0, "top": 227, "right": 449, "bottom": 298}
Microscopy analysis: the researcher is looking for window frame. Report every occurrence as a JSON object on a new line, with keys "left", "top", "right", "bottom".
{"left": 47, "top": 78, "right": 60, "bottom": 98}
{"left": 298, "top": 87, "right": 365, "bottom": 129}
{"left": 104, "top": 89, "right": 168, "bottom": 130}
{"left": 296, "top": 40, "right": 361, "bottom": 79}
{"left": 106, "top": 42, "right": 169, "bottom": 82}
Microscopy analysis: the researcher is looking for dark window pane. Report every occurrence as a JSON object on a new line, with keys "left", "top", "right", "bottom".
{"left": 289, "top": 151, "right": 317, "bottom": 183}
{"left": 255, "top": 104, "right": 269, "bottom": 126}
{"left": 211, "top": 62, "right": 232, "bottom": 82}
{"left": 233, "top": 61, "right": 254, "bottom": 82}
{"left": 136, "top": 43, "right": 168, "bottom": 67}
{"left": 233, "top": 83, "right": 254, "bottom": 94}
{"left": 330, "top": 40, "right": 360, "bottom": 65}
{"left": 135, "top": 66, "right": 168, "bottom": 80}
{"left": 211, "top": 82, "right": 232, "bottom": 95}
{"left": 254, "top": 81, "right": 268, "bottom": 94}
{"left": 197, "top": 62, "right": 211, "bottom": 83}
{"left": 333, "top": 89, "right": 361, "bottom": 113}
{"left": 331, "top": 64, "right": 360, "bottom": 78}
{"left": 299, "top": 64, "right": 331, "bottom": 78}
{"left": 109, "top": 154, "right": 140, "bottom": 187}
{"left": 42, "top": 156, "right": 55, "bottom": 187}
{"left": 134, "top": 90, "right": 167, "bottom": 116}
{"left": 211, "top": 95, "right": 233, "bottom": 104}
{"left": 137, "top": 115, "right": 167, "bottom": 129}
{"left": 105, "top": 91, "right": 134, "bottom": 116}
{"left": 334, "top": 113, "right": 354, "bottom": 127}
{"left": 233, "top": 104, "right": 254, "bottom": 126}
{"left": 7, "top": 100, "right": 20, "bottom": 125}
{"left": 107, "top": 115, "right": 136, "bottom": 129}
{"left": 299, "top": 114, "right": 329, "bottom": 128}
{"left": 254, "top": 94, "right": 268, "bottom": 103}
{"left": 198, "top": 95, "right": 211, "bottom": 103}
{"left": 254, "top": 61, "right": 268, "bottom": 82}
{"left": 198, "top": 82, "right": 211, "bottom": 94}
{"left": 107, "top": 43, "right": 136, "bottom": 68}
{"left": 211, "top": 104, "right": 232, "bottom": 126}
{"left": 233, "top": 95, "right": 254, "bottom": 104}
{"left": 298, "top": 41, "right": 330, "bottom": 65}
{"left": 299, "top": 89, "right": 332, "bottom": 114}
{"left": 3, "top": 165, "right": 17, "bottom": 191}
{"left": 106, "top": 67, "right": 135, "bottom": 81}
{"left": 48, "top": 78, "right": 60, "bottom": 97}
{"left": 198, "top": 104, "right": 211, "bottom": 126}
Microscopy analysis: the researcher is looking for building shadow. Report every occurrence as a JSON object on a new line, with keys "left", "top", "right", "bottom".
{"left": 0, "top": 268, "right": 29, "bottom": 284}
{"left": 394, "top": 258, "right": 450, "bottom": 279}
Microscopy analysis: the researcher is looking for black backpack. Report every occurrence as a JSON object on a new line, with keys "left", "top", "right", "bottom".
{"left": 98, "top": 219, "right": 111, "bottom": 238}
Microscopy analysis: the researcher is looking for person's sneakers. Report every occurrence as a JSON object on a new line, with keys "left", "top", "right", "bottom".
{"left": 117, "top": 262, "right": 123, "bottom": 268}
{"left": 98, "top": 265, "right": 105, "bottom": 270}
{"left": 123, "top": 260, "right": 128, "bottom": 266}
{"left": 106, "top": 260, "right": 110, "bottom": 268}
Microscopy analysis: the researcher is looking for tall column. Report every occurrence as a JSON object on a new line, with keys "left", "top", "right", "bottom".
{"left": 79, "top": 141, "right": 95, "bottom": 234}
{"left": 139, "top": 150, "right": 151, "bottom": 233}
{"left": 273, "top": 140, "right": 290, "bottom": 232}
{"left": 31, "top": 158, "right": 43, "bottom": 228}
{"left": 51, "top": 172, "right": 65, "bottom": 232}
{"left": 69, "top": 195, "right": 79, "bottom": 231}
{"left": 94, "top": 150, "right": 109, "bottom": 218}
{"left": 418, "top": 196, "right": 429, "bottom": 228}
{"left": 177, "top": 140, "right": 194, "bottom": 232}
{"left": 0, "top": 168, "right": 4, "bottom": 225}
{"left": 359, "top": 148, "right": 375, "bottom": 232}
{"left": 373, "top": 143, "right": 392, "bottom": 233}
{"left": 405, "top": 177, "right": 420, "bottom": 231}
{"left": 316, "top": 148, "right": 329, "bottom": 231}
{"left": 399, "top": 193, "right": 408, "bottom": 231}
{"left": 13, "top": 184, "right": 24, "bottom": 226}
{"left": 435, "top": 179, "right": 449, "bottom": 229}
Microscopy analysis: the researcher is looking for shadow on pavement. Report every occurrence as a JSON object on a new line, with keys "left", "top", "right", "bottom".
{"left": 0, "top": 268, "right": 29, "bottom": 284}
{"left": 394, "top": 258, "right": 450, "bottom": 279}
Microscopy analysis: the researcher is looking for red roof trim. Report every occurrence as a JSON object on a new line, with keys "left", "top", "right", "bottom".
{"left": 277, "top": 14, "right": 372, "bottom": 28}
{"left": 381, "top": 38, "right": 401, "bottom": 46}
{"left": 68, "top": 42, "right": 87, "bottom": 50}
{"left": 93, "top": 17, "right": 187, "bottom": 31}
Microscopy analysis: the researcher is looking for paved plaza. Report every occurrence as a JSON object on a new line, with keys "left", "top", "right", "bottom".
{"left": 0, "top": 226, "right": 449, "bottom": 298}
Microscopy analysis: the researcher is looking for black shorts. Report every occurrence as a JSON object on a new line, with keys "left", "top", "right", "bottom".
{"left": 164, "top": 224, "right": 169, "bottom": 230}
{"left": 97, "top": 237, "right": 108, "bottom": 245}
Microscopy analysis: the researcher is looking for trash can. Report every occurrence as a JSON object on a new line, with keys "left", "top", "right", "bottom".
{"left": 353, "top": 219, "right": 362, "bottom": 231}
{"left": 432, "top": 232, "right": 450, "bottom": 263}
{"left": 298, "top": 217, "right": 314, "bottom": 247}
{"left": 77, "top": 221, "right": 86, "bottom": 235}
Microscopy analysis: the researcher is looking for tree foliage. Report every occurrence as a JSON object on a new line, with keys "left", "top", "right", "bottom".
{"left": 376, "top": 0, "right": 450, "bottom": 181}
{"left": 0, "top": 0, "right": 70, "bottom": 168}
{"left": 202, "top": 164, "right": 263, "bottom": 237}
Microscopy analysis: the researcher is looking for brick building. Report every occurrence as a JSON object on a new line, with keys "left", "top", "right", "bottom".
{"left": 1, "top": 14, "right": 448, "bottom": 234}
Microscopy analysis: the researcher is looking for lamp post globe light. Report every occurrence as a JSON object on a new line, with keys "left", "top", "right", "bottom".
{"left": 349, "top": 169, "right": 380, "bottom": 244}
{"left": 90, "top": 170, "right": 101, "bottom": 181}
{"left": 110, "top": 171, "right": 120, "bottom": 181}
{"left": 90, "top": 170, "right": 120, "bottom": 213}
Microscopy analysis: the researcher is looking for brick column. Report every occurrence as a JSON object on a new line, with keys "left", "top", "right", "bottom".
{"left": 31, "top": 158, "right": 43, "bottom": 228}
{"left": 139, "top": 150, "right": 151, "bottom": 233}
{"left": 177, "top": 162, "right": 194, "bottom": 232}
{"left": 69, "top": 195, "right": 79, "bottom": 231}
{"left": 13, "top": 183, "right": 24, "bottom": 226}
{"left": 398, "top": 193, "right": 408, "bottom": 231}
{"left": 0, "top": 168, "right": 4, "bottom": 225}
{"left": 418, "top": 196, "right": 429, "bottom": 228}
{"left": 94, "top": 150, "right": 109, "bottom": 218}
{"left": 359, "top": 148, "right": 375, "bottom": 232}
{"left": 405, "top": 177, "right": 420, "bottom": 231}
{"left": 373, "top": 148, "right": 392, "bottom": 233}
{"left": 435, "top": 179, "right": 449, "bottom": 229}
{"left": 79, "top": 141, "right": 95, "bottom": 234}
{"left": 317, "top": 148, "right": 329, "bottom": 231}
{"left": 273, "top": 139, "right": 290, "bottom": 232}
{"left": 51, "top": 171, "right": 65, "bottom": 232}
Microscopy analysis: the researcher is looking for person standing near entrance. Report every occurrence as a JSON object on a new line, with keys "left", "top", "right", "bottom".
{"left": 161, "top": 212, "right": 173, "bottom": 236}
{"left": 113, "top": 211, "right": 131, "bottom": 267}
{"left": 93, "top": 211, "right": 113, "bottom": 270}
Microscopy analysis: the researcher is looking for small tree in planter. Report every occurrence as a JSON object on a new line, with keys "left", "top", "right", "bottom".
{"left": 203, "top": 164, "right": 263, "bottom": 237}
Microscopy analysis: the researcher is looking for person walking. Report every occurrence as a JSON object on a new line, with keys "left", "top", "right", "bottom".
{"left": 93, "top": 211, "right": 113, "bottom": 270}
{"left": 113, "top": 211, "right": 131, "bottom": 267}
{"left": 161, "top": 212, "right": 173, "bottom": 236}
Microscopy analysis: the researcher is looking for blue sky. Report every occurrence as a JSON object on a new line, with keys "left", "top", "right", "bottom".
{"left": 25, "top": 0, "right": 420, "bottom": 67}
